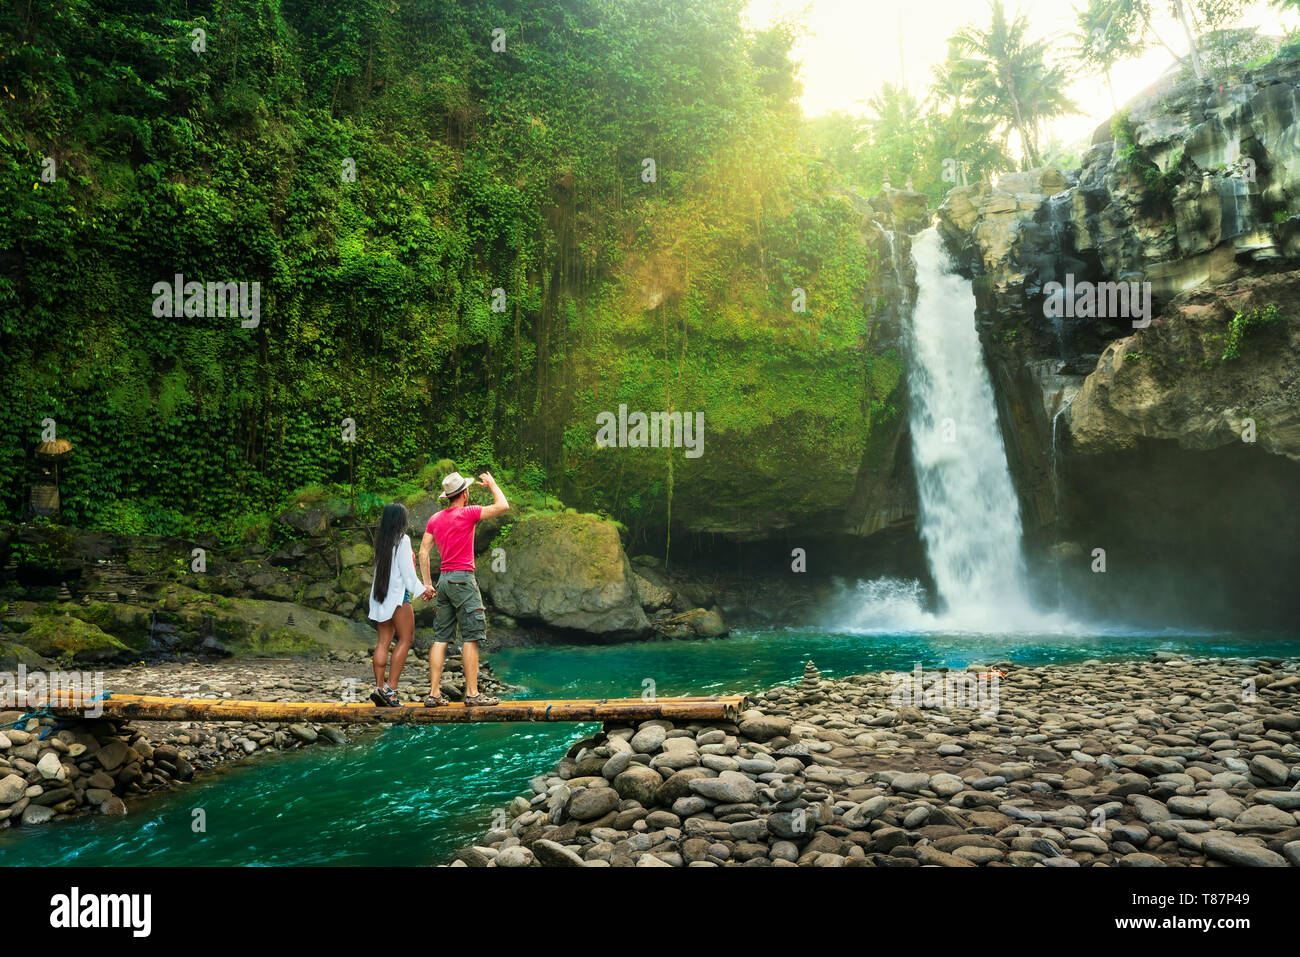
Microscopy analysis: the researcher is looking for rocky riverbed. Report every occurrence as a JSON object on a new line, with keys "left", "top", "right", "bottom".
{"left": 453, "top": 655, "right": 1300, "bottom": 867}
{"left": 0, "top": 650, "right": 514, "bottom": 830}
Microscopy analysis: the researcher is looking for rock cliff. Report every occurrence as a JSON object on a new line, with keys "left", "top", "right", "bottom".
{"left": 936, "top": 54, "right": 1300, "bottom": 627}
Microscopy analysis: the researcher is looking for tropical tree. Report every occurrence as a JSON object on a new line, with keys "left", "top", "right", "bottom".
{"left": 927, "top": 50, "right": 1014, "bottom": 187}
{"left": 862, "top": 83, "right": 927, "bottom": 190}
{"left": 944, "top": 2, "right": 1076, "bottom": 169}
{"left": 1075, "top": 1, "right": 1248, "bottom": 79}
{"left": 1070, "top": 0, "right": 1149, "bottom": 109}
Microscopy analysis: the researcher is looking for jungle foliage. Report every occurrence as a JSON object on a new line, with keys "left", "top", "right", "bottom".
{"left": 1, "top": 0, "right": 893, "bottom": 546}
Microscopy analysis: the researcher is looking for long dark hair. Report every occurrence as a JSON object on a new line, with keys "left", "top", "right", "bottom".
{"left": 372, "top": 503, "right": 410, "bottom": 604}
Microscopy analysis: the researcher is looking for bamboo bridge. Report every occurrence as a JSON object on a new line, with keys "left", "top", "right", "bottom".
{"left": 1, "top": 691, "right": 749, "bottom": 725}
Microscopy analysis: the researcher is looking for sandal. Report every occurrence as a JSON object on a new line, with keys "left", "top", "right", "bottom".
{"left": 463, "top": 693, "right": 500, "bottom": 707}
{"left": 382, "top": 686, "right": 401, "bottom": 707}
{"left": 369, "top": 688, "right": 389, "bottom": 707}
{"left": 422, "top": 692, "right": 448, "bottom": 708}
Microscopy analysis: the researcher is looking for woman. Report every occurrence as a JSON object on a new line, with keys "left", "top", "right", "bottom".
{"left": 367, "top": 503, "right": 432, "bottom": 706}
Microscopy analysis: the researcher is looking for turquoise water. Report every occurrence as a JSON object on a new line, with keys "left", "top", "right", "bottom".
{"left": 3, "top": 627, "right": 1298, "bottom": 867}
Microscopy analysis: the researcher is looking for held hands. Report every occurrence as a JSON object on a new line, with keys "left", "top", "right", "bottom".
{"left": 420, "top": 587, "right": 435, "bottom": 602}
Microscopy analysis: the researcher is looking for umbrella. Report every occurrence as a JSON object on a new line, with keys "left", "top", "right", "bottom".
{"left": 35, "top": 439, "right": 73, "bottom": 458}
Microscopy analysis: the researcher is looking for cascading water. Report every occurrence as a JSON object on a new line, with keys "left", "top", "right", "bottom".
{"left": 905, "top": 228, "right": 1038, "bottom": 628}
{"left": 827, "top": 225, "right": 1074, "bottom": 634}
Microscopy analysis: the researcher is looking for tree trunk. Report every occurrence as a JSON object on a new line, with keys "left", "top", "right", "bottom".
{"left": 1172, "top": 0, "right": 1204, "bottom": 78}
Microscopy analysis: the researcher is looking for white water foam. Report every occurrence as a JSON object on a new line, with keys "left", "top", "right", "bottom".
{"left": 834, "top": 228, "right": 1077, "bottom": 635}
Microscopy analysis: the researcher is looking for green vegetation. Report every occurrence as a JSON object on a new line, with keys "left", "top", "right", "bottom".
{"left": 21, "top": 613, "right": 135, "bottom": 663}
{"left": 806, "top": 1, "right": 1080, "bottom": 202}
{"left": 1, "top": 0, "right": 888, "bottom": 547}
{"left": 1222, "top": 303, "right": 1284, "bottom": 360}
{"left": 1, "top": 0, "right": 1291, "bottom": 553}
{"left": 1072, "top": 1, "right": 1248, "bottom": 82}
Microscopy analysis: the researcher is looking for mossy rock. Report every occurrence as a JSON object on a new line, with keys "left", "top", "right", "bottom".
{"left": 46, "top": 601, "right": 151, "bottom": 649}
{"left": 338, "top": 566, "right": 373, "bottom": 595}
{"left": 20, "top": 614, "right": 135, "bottom": 663}
{"left": 0, "top": 638, "right": 52, "bottom": 669}
{"left": 233, "top": 627, "right": 326, "bottom": 656}
{"left": 340, "top": 542, "right": 374, "bottom": 568}
{"left": 477, "top": 512, "right": 649, "bottom": 637}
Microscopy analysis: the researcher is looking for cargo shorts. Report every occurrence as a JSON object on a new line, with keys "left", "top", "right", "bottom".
{"left": 433, "top": 570, "right": 486, "bottom": 646}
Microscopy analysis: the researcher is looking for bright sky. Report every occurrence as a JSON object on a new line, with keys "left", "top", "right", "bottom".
{"left": 745, "top": 0, "right": 1299, "bottom": 146}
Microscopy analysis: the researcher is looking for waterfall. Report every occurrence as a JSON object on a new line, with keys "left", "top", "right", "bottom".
{"left": 904, "top": 228, "right": 1039, "bottom": 629}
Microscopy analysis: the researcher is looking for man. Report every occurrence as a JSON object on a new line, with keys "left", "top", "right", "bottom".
{"left": 419, "top": 470, "right": 509, "bottom": 706}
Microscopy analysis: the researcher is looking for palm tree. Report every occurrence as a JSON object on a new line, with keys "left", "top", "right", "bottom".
{"left": 945, "top": 1, "right": 1076, "bottom": 169}
{"left": 928, "top": 50, "right": 1012, "bottom": 185}
{"left": 865, "top": 83, "right": 925, "bottom": 187}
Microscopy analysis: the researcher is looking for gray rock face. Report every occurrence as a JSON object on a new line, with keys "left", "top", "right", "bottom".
{"left": 477, "top": 513, "right": 649, "bottom": 638}
{"left": 936, "top": 57, "right": 1300, "bottom": 629}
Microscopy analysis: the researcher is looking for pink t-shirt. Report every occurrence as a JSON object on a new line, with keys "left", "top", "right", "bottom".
{"left": 427, "top": 505, "right": 483, "bottom": 572}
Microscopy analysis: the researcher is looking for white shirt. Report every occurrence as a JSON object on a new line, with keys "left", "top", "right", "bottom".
{"left": 368, "top": 535, "right": 425, "bottom": 622}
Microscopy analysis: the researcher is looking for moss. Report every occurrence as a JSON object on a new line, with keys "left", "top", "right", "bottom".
{"left": 33, "top": 602, "right": 150, "bottom": 649}
{"left": 0, "top": 639, "right": 52, "bottom": 669}
{"left": 234, "top": 627, "right": 326, "bottom": 656}
{"left": 1222, "top": 303, "right": 1283, "bottom": 361}
{"left": 20, "top": 615, "right": 133, "bottom": 663}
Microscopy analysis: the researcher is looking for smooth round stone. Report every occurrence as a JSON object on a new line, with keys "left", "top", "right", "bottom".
{"left": 1116, "top": 853, "right": 1166, "bottom": 867}
{"left": 672, "top": 796, "right": 710, "bottom": 817}
{"left": 770, "top": 840, "right": 799, "bottom": 862}
{"left": 930, "top": 773, "right": 964, "bottom": 798}
{"left": 701, "top": 754, "right": 739, "bottom": 773}
{"left": 890, "top": 772, "right": 931, "bottom": 793}
{"left": 1068, "top": 835, "right": 1109, "bottom": 854}
{"left": 494, "top": 846, "right": 535, "bottom": 867}
{"left": 953, "top": 845, "right": 1003, "bottom": 864}
{"left": 602, "top": 752, "right": 631, "bottom": 778}
{"left": 630, "top": 725, "right": 667, "bottom": 755}
{"left": 902, "top": 805, "right": 931, "bottom": 828}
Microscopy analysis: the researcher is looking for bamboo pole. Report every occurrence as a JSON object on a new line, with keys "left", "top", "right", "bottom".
{"left": 2, "top": 691, "right": 749, "bottom": 726}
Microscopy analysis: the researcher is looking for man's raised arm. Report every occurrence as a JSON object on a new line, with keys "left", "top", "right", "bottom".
{"left": 477, "top": 473, "right": 510, "bottom": 520}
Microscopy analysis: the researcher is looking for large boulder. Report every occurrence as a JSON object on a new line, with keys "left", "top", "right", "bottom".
{"left": 478, "top": 513, "right": 650, "bottom": 638}
{"left": 19, "top": 614, "right": 134, "bottom": 664}
{"left": 1067, "top": 270, "right": 1300, "bottom": 460}
{"left": 276, "top": 502, "right": 332, "bottom": 537}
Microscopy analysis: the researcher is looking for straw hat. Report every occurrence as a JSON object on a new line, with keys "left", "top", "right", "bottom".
{"left": 438, "top": 472, "right": 474, "bottom": 500}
